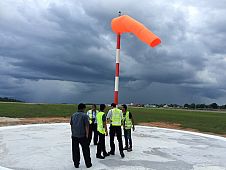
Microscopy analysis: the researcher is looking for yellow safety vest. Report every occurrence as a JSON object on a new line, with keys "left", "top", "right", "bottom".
{"left": 96, "top": 111, "right": 105, "bottom": 134}
{"left": 124, "top": 111, "right": 132, "bottom": 129}
{"left": 87, "top": 110, "right": 99, "bottom": 124}
{"left": 111, "top": 108, "right": 122, "bottom": 126}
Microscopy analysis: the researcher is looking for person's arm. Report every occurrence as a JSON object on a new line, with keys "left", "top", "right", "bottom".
{"left": 104, "top": 121, "right": 108, "bottom": 136}
{"left": 70, "top": 116, "right": 73, "bottom": 125}
{"left": 85, "top": 124, "right": 89, "bottom": 138}
{"left": 84, "top": 115, "right": 89, "bottom": 138}
{"left": 120, "top": 110, "right": 123, "bottom": 126}
{"left": 103, "top": 115, "right": 108, "bottom": 136}
{"left": 130, "top": 112, "right": 135, "bottom": 131}
{"left": 122, "top": 113, "right": 125, "bottom": 129}
{"left": 106, "top": 110, "right": 111, "bottom": 124}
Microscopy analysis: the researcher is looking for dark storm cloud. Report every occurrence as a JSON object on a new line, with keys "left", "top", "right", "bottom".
{"left": 1, "top": 0, "right": 226, "bottom": 104}
{"left": 0, "top": 1, "right": 115, "bottom": 82}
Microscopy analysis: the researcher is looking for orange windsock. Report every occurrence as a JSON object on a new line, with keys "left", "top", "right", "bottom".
{"left": 111, "top": 15, "right": 161, "bottom": 47}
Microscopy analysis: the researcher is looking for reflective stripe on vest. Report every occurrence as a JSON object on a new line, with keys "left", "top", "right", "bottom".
{"left": 125, "top": 111, "right": 132, "bottom": 129}
{"left": 87, "top": 110, "right": 99, "bottom": 124}
{"left": 111, "top": 108, "right": 122, "bottom": 126}
{"left": 87, "top": 110, "right": 93, "bottom": 124}
{"left": 96, "top": 111, "right": 105, "bottom": 134}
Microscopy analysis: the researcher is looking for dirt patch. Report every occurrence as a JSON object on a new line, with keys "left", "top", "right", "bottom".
{"left": 0, "top": 117, "right": 70, "bottom": 127}
{"left": 0, "top": 117, "right": 22, "bottom": 123}
{"left": 139, "top": 122, "right": 182, "bottom": 129}
{"left": 139, "top": 122, "right": 226, "bottom": 138}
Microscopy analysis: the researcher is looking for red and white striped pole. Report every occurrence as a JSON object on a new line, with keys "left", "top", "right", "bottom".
{"left": 114, "top": 11, "right": 121, "bottom": 105}
{"left": 114, "top": 33, "right": 120, "bottom": 105}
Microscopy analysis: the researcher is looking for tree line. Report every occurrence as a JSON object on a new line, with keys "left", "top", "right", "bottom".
{"left": 0, "top": 97, "right": 23, "bottom": 102}
{"left": 145, "top": 103, "right": 226, "bottom": 110}
{"left": 184, "top": 103, "right": 226, "bottom": 109}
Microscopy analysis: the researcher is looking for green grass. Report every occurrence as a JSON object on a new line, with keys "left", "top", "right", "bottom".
{"left": 0, "top": 102, "right": 226, "bottom": 135}
{"left": 0, "top": 102, "right": 77, "bottom": 118}
{"left": 129, "top": 107, "right": 226, "bottom": 135}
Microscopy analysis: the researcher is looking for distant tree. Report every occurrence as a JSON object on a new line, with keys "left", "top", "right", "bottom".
{"left": 0, "top": 97, "right": 23, "bottom": 102}
{"left": 196, "top": 104, "right": 201, "bottom": 109}
{"left": 190, "top": 103, "right": 196, "bottom": 109}
{"left": 169, "top": 104, "right": 173, "bottom": 107}
{"left": 209, "top": 103, "right": 218, "bottom": 109}
{"left": 184, "top": 104, "right": 189, "bottom": 108}
{"left": 155, "top": 104, "right": 160, "bottom": 108}
{"left": 196, "top": 104, "right": 206, "bottom": 109}
{"left": 220, "top": 104, "right": 226, "bottom": 109}
{"left": 200, "top": 104, "right": 207, "bottom": 108}
{"left": 159, "top": 104, "right": 164, "bottom": 107}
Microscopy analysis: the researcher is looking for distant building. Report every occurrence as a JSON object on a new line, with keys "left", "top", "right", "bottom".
{"left": 163, "top": 104, "right": 169, "bottom": 108}
{"left": 144, "top": 104, "right": 157, "bottom": 108}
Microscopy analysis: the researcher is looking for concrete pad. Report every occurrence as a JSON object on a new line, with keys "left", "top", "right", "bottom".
{"left": 0, "top": 123, "right": 226, "bottom": 170}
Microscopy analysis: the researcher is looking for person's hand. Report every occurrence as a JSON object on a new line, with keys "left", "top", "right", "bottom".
{"left": 132, "top": 126, "right": 135, "bottom": 131}
{"left": 105, "top": 131, "right": 108, "bottom": 136}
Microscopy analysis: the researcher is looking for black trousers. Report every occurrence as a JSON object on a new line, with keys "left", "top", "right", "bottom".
{"left": 124, "top": 129, "right": 132, "bottom": 148}
{"left": 72, "top": 136, "right": 92, "bottom": 167}
{"left": 109, "top": 126, "right": 123, "bottom": 154}
{"left": 96, "top": 132, "right": 107, "bottom": 156}
{"left": 88, "top": 123, "right": 98, "bottom": 145}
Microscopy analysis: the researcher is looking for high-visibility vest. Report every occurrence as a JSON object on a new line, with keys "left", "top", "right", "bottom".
{"left": 124, "top": 111, "right": 132, "bottom": 129}
{"left": 87, "top": 110, "right": 99, "bottom": 124}
{"left": 111, "top": 108, "right": 122, "bottom": 126}
{"left": 96, "top": 111, "right": 105, "bottom": 134}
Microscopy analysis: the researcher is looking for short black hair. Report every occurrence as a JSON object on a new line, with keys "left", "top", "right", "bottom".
{"left": 122, "top": 104, "right": 127, "bottom": 110}
{"left": 111, "top": 103, "right": 116, "bottom": 107}
{"left": 92, "top": 104, "right": 96, "bottom": 108}
{"left": 100, "top": 104, "right": 106, "bottom": 111}
{"left": 78, "top": 103, "right": 86, "bottom": 110}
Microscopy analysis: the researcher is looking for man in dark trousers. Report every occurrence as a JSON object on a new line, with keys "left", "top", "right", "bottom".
{"left": 70, "top": 103, "right": 92, "bottom": 168}
{"left": 87, "top": 104, "right": 99, "bottom": 145}
{"left": 106, "top": 103, "right": 125, "bottom": 158}
{"left": 122, "top": 104, "right": 135, "bottom": 152}
{"left": 96, "top": 104, "right": 110, "bottom": 159}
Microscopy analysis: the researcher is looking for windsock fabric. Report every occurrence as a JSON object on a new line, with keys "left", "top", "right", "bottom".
{"left": 111, "top": 15, "right": 161, "bottom": 47}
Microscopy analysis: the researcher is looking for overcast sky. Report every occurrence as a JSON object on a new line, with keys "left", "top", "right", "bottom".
{"left": 1, "top": 0, "right": 226, "bottom": 104}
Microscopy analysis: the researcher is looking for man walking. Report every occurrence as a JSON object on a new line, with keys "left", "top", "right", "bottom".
{"left": 107, "top": 103, "right": 125, "bottom": 158}
{"left": 96, "top": 104, "right": 110, "bottom": 159}
{"left": 122, "top": 104, "right": 135, "bottom": 152}
{"left": 70, "top": 103, "right": 92, "bottom": 168}
{"left": 87, "top": 104, "right": 99, "bottom": 145}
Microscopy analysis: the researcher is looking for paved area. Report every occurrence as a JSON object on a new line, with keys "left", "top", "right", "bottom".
{"left": 0, "top": 123, "right": 226, "bottom": 170}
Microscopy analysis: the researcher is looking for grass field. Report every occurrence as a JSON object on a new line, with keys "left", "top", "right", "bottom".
{"left": 0, "top": 102, "right": 226, "bottom": 135}
{"left": 0, "top": 102, "right": 76, "bottom": 118}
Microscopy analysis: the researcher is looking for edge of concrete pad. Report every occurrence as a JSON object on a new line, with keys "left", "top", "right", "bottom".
{"left": 0, "top": 123, "right": 225, "bottom": 141}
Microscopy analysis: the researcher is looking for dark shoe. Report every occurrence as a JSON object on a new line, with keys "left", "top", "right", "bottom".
{"left": 94, "top": 143, "right": 98, "bottom": 145}
{"left": 123, "top": 146, "right": 128, "bottom": 150}
{"left": 108, "top": 151, "right": 115, "bottom": 155}
{"left": 120, "top": 152, "right": 125, "bottom": 158}
{"left": 74, "top": 163, "right": 79, "bottom": 168}
{"left": 103, "top": 152, "right": 110, "bottom": 157}
{"left": 96, "top": 154, "right": 105, "bottom": 159}
{"left": 86, "top": 163, "right": 92, "bottom": 168}
{"left": 127, "top": 148, "right": 132, "bottom": 152}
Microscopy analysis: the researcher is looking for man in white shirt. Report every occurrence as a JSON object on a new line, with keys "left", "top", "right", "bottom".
{"left": 106, "top": 103, "right": 125, "bottom": 158}
{"left": 87, "top": 104, "right": 99, "bottom": 145}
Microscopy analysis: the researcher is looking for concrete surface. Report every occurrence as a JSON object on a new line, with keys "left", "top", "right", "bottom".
{"left": 0, "top": 123, "right": 226, "bottom": 170}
